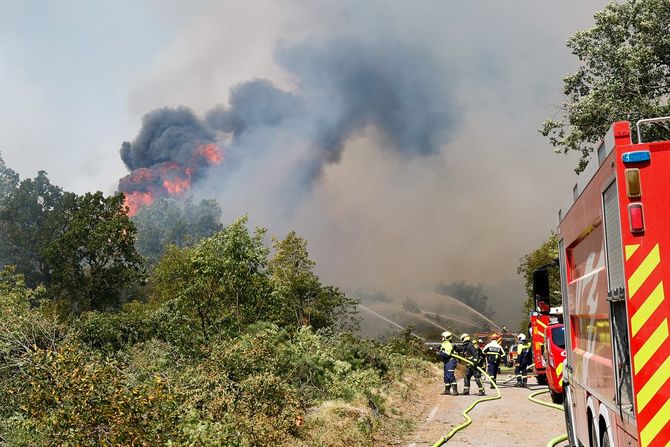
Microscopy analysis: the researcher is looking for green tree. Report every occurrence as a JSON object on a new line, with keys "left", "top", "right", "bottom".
{"left": 0, "top": 170, "right": 64, "bottom": 287}
{"left": 132, "top": 198, "right": 223, "bottom": 265}
{"left": 45, "top": 192, "right": 145, "bottom": 313}
{"left": 268, "top": 231, "right": 358, "bottom": 329}
{"left": 540, "top": 0, "right": 670, "bottom": 172}
{"left": 516, "top": 233, "right": 561, "bottom": 326}
{"left": 150, "top": 216, "right": 270, "bottom": 343}
{"left": 435, "top": 281, "right": 495, "bottom": 319}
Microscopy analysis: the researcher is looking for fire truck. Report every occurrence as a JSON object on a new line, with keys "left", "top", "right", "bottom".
{"left": 528, "top": 300, "right": 563, "bottom": 386}
{"left": 546, "top": 119, "right": 670, "bottom": 447}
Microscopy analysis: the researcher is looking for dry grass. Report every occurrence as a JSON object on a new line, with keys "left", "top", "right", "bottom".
{"left": 294, "top": 361, "right": 440, "bottom": 447}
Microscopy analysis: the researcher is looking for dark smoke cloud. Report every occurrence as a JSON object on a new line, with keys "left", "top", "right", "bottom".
{"left": 120, "top": 37, "right": 457, "bottom": 203}
{"left": 205, "top": 78, "right": 303, "bottom": 138}
{"left": 276, "top": 39, "right": 455, "bottom": 163}
{"left": 120, "top": 106, "right": 216, "bottom": 171}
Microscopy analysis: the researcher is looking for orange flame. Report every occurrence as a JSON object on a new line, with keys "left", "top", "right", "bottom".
{"left": 197, "top": 143, "right": 223, "bottom": 165}
{"left": 124, "top": 191, "right": 154, "bottom": 216}
{"left": 163, "top": 178, "right": 191, "bottom": 195}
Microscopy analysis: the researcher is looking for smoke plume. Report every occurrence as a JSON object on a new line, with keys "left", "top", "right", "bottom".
{"left": 119, "top": 38, "right": 456, "bottom": 215}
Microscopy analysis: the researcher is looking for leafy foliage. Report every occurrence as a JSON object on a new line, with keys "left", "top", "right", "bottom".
{"left": 132, "top": 197, "right": 223, "bottom": 265}
{"left": 0, "top": 169, "right": 64, "bottom": 287}
{"left": 45, "top": 192, "right": 145, "bottom": 312}
{"left": 516, "top": 233, "right": 561, "bottom": 328}
{"left": 540, "top": 0, "right": 670, "bottom": 172}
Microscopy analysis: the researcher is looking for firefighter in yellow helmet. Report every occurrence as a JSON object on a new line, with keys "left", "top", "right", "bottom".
{"left": 460, "top": 333, "right": 485, "bottom": 396}
{"left": 437, "top": 331, "right": 458, "bottom": 395}
{"left": 514, "top": 333, "right": 532, "bottom": 387}
{"left": 483, "top": 333, "right": 506, "bottom": 388}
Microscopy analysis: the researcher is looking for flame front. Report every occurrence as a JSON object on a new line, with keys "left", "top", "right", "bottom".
{"left": 124, "top": 191, "right": 154, "bottom": 216}
{"left": 118, "top": 143, "right": 224, "bottom": 216}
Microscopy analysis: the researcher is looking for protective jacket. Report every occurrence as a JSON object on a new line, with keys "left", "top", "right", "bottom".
{"left": 482, "top": 340, "right": 506, "bottom": 363}
{"left": 516, "top": 341, "right": 532, "bottom": 364}
{"left": 439, "top": 339, "right": 454, "bottom": 361}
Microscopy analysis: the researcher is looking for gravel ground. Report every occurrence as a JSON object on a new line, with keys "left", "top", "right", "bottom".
{"left": 401, "top": 366, "right": 569, "bottom": 447}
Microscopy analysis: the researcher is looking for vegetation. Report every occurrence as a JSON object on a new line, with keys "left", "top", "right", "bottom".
{"left": 132, "top": 197, "right": 223, "bottom": 265}
{"left": 516, "top": 232, "right": 561, "bottom": 330}
{"left": 541, "top": 0, "right": 670, "bottom": 172}
{"left": 0, "top": 157, "right": 434, "bottom": 446}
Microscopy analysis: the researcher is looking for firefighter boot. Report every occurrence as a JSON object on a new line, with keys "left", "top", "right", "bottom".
{"left": 490, "top": 381, "right": 496, "bottom": 390}
{"left": 450, "top": 384, "right": 459, "bottom": 396}
{"left": 521, "top": 377, "right": 528, "bottom": 388}
{"left": 461, "top": 387, "right": 470, "bottom": 396}
{"left": 441, "top": 384, "right": 449, "bottom": 395}
{"left": 478, "top": 388, "right": 485, "bottom": 396}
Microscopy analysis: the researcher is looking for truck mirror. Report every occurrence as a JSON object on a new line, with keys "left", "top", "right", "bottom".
{"left": 533, "top": 269, "right": 550, "bottom": 302}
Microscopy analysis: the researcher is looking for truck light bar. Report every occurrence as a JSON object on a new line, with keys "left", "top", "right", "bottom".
{"left": 628, "top": 203, "right": 645, "bottom": 233}
{"left": 622, "top": 150, "right": 651, "bottom": 163}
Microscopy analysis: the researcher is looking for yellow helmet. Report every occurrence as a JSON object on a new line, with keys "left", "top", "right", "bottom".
{"left": 460, "top": 333, "right": 471, "bottom": 342}
{"left": 490, "top": 333, "right": 500, "bottom": 341}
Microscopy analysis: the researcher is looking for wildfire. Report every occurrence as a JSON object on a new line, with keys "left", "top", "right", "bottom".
{"left": 196, "top": 143, "right": 223, "bottom": 165}
{"left": 124, "top": 191, "right": 154, "bottom": 216}
{"left": 118, "top": 143, "right": 224, "bottom": 216}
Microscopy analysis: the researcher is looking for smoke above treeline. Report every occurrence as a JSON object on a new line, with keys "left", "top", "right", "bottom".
{"left": 118, "top": 38, "right": 455, "bottom": 215}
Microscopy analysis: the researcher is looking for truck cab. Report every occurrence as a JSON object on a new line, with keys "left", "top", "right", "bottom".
{"left": 542, "top": 323, "right": 566, "bottom": 403}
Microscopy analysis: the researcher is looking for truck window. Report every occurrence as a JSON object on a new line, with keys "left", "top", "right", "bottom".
{"left": 551, "top": 326, "right": 565, "bottom": 349}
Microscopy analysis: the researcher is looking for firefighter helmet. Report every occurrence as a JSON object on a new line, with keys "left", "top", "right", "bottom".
{"left": 518, "top": 333, "right": 526, "bottom": 342}
{"left": 490, "top": 333, "right": 499, "bottom": 341}
{"left": 441, "top": 331, "right": 453, "bottom": 340}
{"left": 460, "top": 333, "right": 471, "bottom": 342}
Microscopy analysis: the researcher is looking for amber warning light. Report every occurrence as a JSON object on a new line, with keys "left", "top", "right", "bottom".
{"left": 628, "top": 203, "right": 645, "bottom": 233}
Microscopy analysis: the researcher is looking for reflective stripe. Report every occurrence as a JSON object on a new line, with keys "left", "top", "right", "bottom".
{"left": 639, "top": 397, "right": 670, "bottom": 447}
{"left": 628, "top": 244, "right": 660, "bottom": 299}
{"left": 631, "top": 281, "right": 665, "bottom": 337}
{"left": 634, "top": 318, "right": 669, "bottom": 374}
{"left": 636, "top": 355, "right": 670, "bottom": 412}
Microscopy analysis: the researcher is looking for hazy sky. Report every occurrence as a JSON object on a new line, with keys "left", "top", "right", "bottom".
{"left": 0, "top": 1, "right": 611, "bottom": 316}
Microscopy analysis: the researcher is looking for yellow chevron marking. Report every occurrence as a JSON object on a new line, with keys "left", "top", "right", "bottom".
{"left": 626, "top": 244, "right": 640, "bottom": 260}
{"left": 632, "top": 282, "right": 665, "bottom": 337}
{"left": 639, "top": 396, "right": 670, "bottom": 447}
{"left": 628, "top": 244, "right": 660, "bottom": 299}
{"left": 634, "top": 318, "right": 668, "bottom": 375}
{"left": 636, "top": 355, "right": 670, "bottom": 413}
{"left": 556, "top": 362, "right": 564, "bottom": 376}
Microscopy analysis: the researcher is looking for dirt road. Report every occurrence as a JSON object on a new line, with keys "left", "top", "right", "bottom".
{"left": 401, "top": 367, "right": 569, "bottom": 447}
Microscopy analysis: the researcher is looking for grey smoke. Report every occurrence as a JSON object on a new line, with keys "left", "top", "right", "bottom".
{"left": 120, "top": 37, "right": 456, "bottom": 195}
{"left": 206, "top": 78, "right": 303, "bottom": 138}
{"left": 120, "top": 106, "right": 216, "bottom": 171}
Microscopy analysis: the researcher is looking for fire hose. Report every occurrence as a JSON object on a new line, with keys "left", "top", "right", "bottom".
{"left": 527, "top": 389, "right": 568, "bottom": 447}
{"left": 431, "top": 353, "right": 501, "bottom": 447}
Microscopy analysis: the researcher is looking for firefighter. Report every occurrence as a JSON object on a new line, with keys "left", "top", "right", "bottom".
{"left": 514, "top": 333, "right": 532, "bottom": 387}
{"left": 483, "top": 333, "right": 506, "bottom": 388}
{"left": 460, "top": 333, "right": 485, "bottom": 396}
{"left": 437, "top": 331, "right": 458, "bottom": 395}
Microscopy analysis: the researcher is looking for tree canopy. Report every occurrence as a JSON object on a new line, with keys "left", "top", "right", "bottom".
{"left": 540, "top": 0, "right": 670, "bottom": 172}
{"left": 132, "top": 197, "right": 223, "bottom": 265}
{"left": 517, "top": 233, "right": 561, "bottom": 326}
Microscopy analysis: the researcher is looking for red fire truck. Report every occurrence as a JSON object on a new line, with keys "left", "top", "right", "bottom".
{"left": 547, "top": 119, "right": 670, "bottom": 447}
{"left": 542, "top": 322, "right": 566, "bottom": 404}
{"left": 529, "top": 305, "right": 563, "bottom": 385}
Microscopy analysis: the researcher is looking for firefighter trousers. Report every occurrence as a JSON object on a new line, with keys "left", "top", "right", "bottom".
{"left": 486, "top": 361, "right": 500, "bottom": 383}
{"left": 463, "top": 366, "right": 484, "bottom": 394}
{"left": 443, "top": 358, "right": 457, "bottom": 385}
{"left": 515, "top": 362, "right": 530, "bottom": 386}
